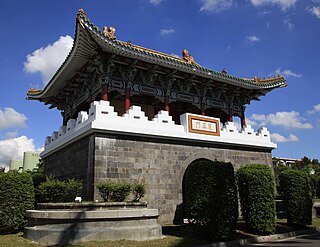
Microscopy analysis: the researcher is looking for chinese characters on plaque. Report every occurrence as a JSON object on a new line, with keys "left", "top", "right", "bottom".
{"left": 187, "top": 115, "right": 220, "bottom": 136}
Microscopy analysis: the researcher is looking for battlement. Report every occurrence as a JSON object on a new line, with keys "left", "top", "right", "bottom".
{"left": 42, "top": 100, "right": 276, "bottom": 157}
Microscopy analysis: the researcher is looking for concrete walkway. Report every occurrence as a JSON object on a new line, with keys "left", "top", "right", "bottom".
{"left": 197, "top": 228, "right": 320, "bottom": 247}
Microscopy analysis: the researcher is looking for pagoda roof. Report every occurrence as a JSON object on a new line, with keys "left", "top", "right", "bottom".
{"left": 27, "top": 9, "right": 286, "bottom": 102}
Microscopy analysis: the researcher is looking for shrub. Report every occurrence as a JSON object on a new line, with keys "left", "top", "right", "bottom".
{"left": 310, "top": 174, "right": 320, "bottom": 199}
{"left": 132, "top": 182, "right": 146, "bottom": 202}
{"left": 279, "top": 169, "right": 312, "bottom": 226}
{"left": 237, "top": 164, "right": 276, "bottom": 234}
{"left": 109, "top": 182, "right": 131, "bottom": 202}
{"left": 37, "top": 177, "right": 82, "bottom": 203}
{"left": 63, "top": 178, "right": 83, "bottom": 202}
{"left": 97, "top": 181, "right": 132, "bottom": 202}
{"left": 96, "top": 181, "right": 114, "bottom": 202}
{"left": 183, "top": 159, "right": 238, "bottom": 241}
{"left": 0, "top": 171, "right": 35, "bottom": 232}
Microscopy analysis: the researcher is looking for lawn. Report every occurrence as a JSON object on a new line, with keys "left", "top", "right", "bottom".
{"left": 1, "top": 219, "right": 320, "bottom": 247}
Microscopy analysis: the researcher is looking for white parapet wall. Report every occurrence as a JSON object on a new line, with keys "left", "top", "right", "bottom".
{"left": 42, "top": 100, "right": 276, "bottom": 157}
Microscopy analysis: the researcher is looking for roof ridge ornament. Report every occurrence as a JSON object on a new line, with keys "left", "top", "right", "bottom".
{"left": 78, "top": 8, "right": 86, "bottom": 17}
{"left": 182, "top": 49, "right": 198, "bottom": 66}
{"left": 103, "top": 26, "right": 116, "bottom": 39}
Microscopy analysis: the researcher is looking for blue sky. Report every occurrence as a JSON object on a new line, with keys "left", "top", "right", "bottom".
{"left": 0, "top": 0, "right": 319, "bottom": 167}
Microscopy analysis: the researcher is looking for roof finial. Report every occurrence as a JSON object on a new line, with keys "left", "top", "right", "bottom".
{"left": 182, "top": 49, "right": 198, "bottom": 66}
{"left": 78, "top": 8, "right": 86, "bottom": 17}
{"left": 103, "top": 26, "right": 116, "bottom": 39}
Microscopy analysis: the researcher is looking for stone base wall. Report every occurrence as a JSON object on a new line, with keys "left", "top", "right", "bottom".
{"left": 44, "top": 135, "right": 95, "bottom": 199}
{"left": 44, "top": 133, "right": 272, "bottom": 224}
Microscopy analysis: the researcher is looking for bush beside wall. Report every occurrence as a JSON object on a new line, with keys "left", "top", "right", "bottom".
{"left": 0, "top": 172, "right": 35, "bottom": 232}
{"left": 237, "top": 164, "right": 276, "bottom": 234}
{"left": 37, "top": 177, "right": 83, "bottom": 203}
{"left": 279, "top": 169, "right": 312, "bottom": 226}
{"left": 97, "top": 181, "right": 146, "bottom": 202}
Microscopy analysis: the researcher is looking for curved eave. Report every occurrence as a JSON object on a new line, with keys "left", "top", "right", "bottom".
{"left": 27, "top": 17, "right": 93, "bottom": 101}
{"left": 27, "top": 12, "right": 287, "bottom": 101}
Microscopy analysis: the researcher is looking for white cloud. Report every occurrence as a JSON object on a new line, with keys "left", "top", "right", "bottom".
{"left": 247, "top": 35, "right": 261, "bottom": 42}
{"left": 5, "top": 131, "right": 19, "bottom": 139}
{"left": 160, "top": 29, "right": 175, "bottom": 35}
{"left": 149, "top": 0, "right": 164, "bottom": 5}
{"left": 308, "top": 103, "right": 320, "bottom": 114}
{"left": 271, "top": 133, "right": 299, "bottom": 142}
{"left": 250, "top": 0, "right": 298, "bottom": 11}
{"left": 260, "top": 10, "right": 272, "bottom": 15}
{"left": 275, "top": 67, "right": 302, "bottom": 78}
{"left": 0, "top": 107, "right": 27, "bottom": 130}
{"left": 24, "top": 35, "right": 73, "bottom": 85}
{"left": 251, "top": 111, "right": 313, "bottom": 129}
{"left": 170, "top": 53, "right": 180, "bottom": 58}
{"left": 199, "top": 0, "right": 233, "bottom": 12}
{"left": 284, "top": 18, "right": 294, "bottom": 29}
{"left": 309, "top": 6, "right": 320, "bottom": 19}
{"left": 0, "top": 136, "right": 42, "bottom": 167}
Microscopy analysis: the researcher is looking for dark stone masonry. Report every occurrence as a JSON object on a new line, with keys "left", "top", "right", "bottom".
{"left": 44, "top": 133, "right": 272, "bottom": 224}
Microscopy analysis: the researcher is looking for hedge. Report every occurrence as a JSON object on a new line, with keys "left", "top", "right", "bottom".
{"left": 97, "top": 181, "right": 146, "bottom": 202}
{"left": 279, "top": 169, "right": 312, "bottom": 225}
{"left": 0, "top": 171, "right": 35, "bottom": 232}
{"left": 37, "top": 177, "right": 83, "bottom": 203}
{"left": 183, "top": 159, "right": 238, "bottom": 241}
{"left": 237, "top": 164, "right": 276, "bottom": 234}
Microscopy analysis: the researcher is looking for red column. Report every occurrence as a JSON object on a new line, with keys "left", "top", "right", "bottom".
{"left": 124, "top": 87, "right": 130, "bottom": 112}
{"left": 241, "top": 111, "right": 246, "bottom": 128}
{"left": 164, "top": 96, "right": 170, "bottom": 112}
{"left": 101, "top": 84, "right": 109, "bottom": 101}
{"left": 88, "top": 94, "right": 93, "bottom": 107}
{"left": 201, "top": 99, "right": 205, "bottom": 116}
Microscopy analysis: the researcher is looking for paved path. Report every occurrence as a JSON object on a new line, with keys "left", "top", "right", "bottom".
{"left": 244, "top": 232, "right": 320, "bottom": 247}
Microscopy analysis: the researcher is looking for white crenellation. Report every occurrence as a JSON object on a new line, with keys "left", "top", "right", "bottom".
{"left": 45, "top": 136, "right": 51, "bottom": 146}
{"left": 51, "top": 131, "right": 59, "bottom": 142}
{"left": 76, "top": 111, "right": 88, "bottom": 125}
{"left": 222, "top": 121, "right": 239, "bottom": 133}
{"left": 42, "top": 100, "right": 276, "bottom": 155}
{"left": 67, "top": 119, "right": 76, "bottom": 132}
{"left": 122, "top": 105, "right": 148, "bottom": 122}
{"left": 58, "top": 126, "right": 66, "bottom": 137}
{"left": 152, "top": 110, "right": 175, "bottom": 125}
{"left": 257, "top": 127, "right": 270, "bottom": 139}
{"left": 240, "top": 125, "right": 255, "bottom": 136}
{"left": 89, "top": 100, "right": 117, "bottom": 121}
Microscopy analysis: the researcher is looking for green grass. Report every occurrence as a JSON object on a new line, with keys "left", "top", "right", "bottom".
{"left": 1, "top": 219, "right": 320, "bottom": 247}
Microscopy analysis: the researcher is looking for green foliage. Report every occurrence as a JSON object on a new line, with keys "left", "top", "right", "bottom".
{"left": 109, "top": 182, "right": 131, "bottom": 202}
{"left": 273, "top": 164, "right": 290, "bottom": 195}
{"left": 237, "top": 164, "right": 276, "bottom": 234}
{"left": 183, "top": 159, "right": 238, "bottom": 241}
{"left": 311, "top": 174, "right": 320, "bottom": 198}
{"left": 132, "top": 182, "right": 146, "bottom": 202}
{"left": 37, "top": 177, "right": 82, "bottom": 203}
{"left": 0, "top": 171, "right": 35, "bottom": 232}
{"left": 28, "top": 160, "right": 46, "bottom": 189}
{"left": 279, "top": 169, "right": 312, "bottom": 226}
{"left": 97, "top": 181, "right": 145, "bottom": 202}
